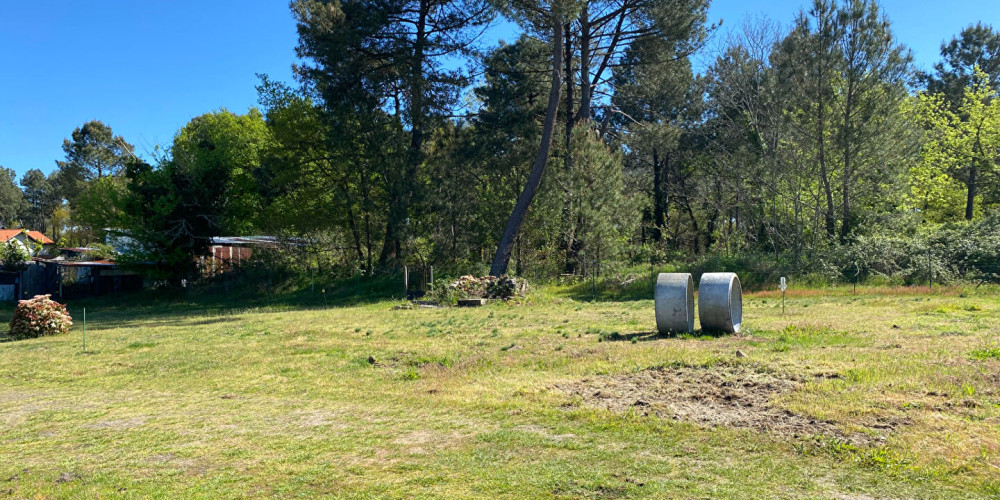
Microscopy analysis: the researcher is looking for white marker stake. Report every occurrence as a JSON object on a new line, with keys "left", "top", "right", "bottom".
{"left": 779, "top": 277, "right": 787, "bottom": 315}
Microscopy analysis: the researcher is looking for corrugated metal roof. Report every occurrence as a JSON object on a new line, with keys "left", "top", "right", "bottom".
{"left": 56, "top": 260, "right": 118, "bottom": 268}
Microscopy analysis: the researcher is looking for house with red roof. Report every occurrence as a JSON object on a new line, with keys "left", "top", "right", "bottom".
{"left": 0, "top": 229, "right": 56, "bottom": 256}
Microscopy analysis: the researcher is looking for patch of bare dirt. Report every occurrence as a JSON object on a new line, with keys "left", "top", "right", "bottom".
{"left": 555, "top": 364, "right": 890, "bottom": 445}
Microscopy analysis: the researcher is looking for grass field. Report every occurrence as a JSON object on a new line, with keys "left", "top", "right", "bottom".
{"left": 1, "top": 285, "right": 999, "bottom": 498}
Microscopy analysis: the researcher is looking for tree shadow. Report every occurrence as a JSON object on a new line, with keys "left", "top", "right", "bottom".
{"left": 599, "top": 329, "right": 730, "bottom": 342}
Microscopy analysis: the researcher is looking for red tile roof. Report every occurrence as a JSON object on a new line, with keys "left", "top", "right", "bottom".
{"left": 0, "top": 229, "right": 55, "bottom": 245}
{"left": 26, "top": 231, "right": 54, "bottom": 245}
{"left": 0, "top": 229, "right": 22, "bottom": 242}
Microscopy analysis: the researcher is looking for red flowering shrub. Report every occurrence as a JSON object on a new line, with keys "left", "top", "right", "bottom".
{"left": 9, "top": 295, "right": 73, "bottom": 339}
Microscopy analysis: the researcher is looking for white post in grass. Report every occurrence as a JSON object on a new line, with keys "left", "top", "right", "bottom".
{"left": 779, "top": 277, "right": 787, "bottom": 315}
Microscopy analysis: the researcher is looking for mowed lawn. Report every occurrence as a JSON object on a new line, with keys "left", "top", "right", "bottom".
{"left": 1, "top": 286, "right": 999, "bottom": 498}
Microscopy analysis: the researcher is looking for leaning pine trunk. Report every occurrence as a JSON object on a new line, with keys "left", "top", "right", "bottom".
{"left": 489, "top": 21, "right": 565, "bottom": 277}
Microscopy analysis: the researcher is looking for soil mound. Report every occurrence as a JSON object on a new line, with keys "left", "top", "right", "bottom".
{"left": 556, "top": 364, "right": 885, "bottom": 445}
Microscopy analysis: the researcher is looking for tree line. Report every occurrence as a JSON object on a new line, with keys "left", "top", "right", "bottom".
{"left": 12, "top": 0, "right": 1000, "bottom": 286}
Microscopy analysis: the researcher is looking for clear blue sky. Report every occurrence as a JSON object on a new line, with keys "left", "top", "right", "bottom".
{"left": 1, "top": 1, "right": 998, "bottom": 180}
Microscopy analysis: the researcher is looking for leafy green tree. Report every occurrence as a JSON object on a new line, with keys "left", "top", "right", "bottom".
{"left": 554, "top": 124, "right": 636, "bottom": 270}
{"left": 832, "top": 0, "right": 912, "bottom": 240}
{"left": 115, "top": 109, "right": 273, "bottom": 283}
{"left": 292, "top": 0, "right": 491, "bottom": 265}
{"left": 911, "top": 68, "right": 1000, "bottom": 221}
{"left": 74, "top": 176, "right": 130, "bottom": 235}
{"left": 919, "top": 23, "right": 1000, "bottom": 109}
{"left": 773, "top": 0, "right": 913, "bottom": 242}
{"left": 20, "top": 169, "right": 58, "bottom": 234}
{"left": 55, "top": 120, "right": 134, "bottom": 207}
{"left": 257, "top": 75, "right": 394, "bottom": 271}
{"left": 446, "top": 36, "right": 550, "bottom": 265}
{"left": 0, "top": 240, "right": 30, "bottom": 271}
{"left": 489, "top": 0, "right": 580, "bottom": 276}
{"left": 0, "top": 167, "right": 27, "bottom": 228}
{"left": 172, "top": 109, "right": 271, "bottom": 235}
{"left": 613, "top": 29, "right": 700, "bottom": 246}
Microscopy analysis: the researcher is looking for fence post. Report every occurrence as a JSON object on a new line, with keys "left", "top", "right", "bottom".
{"left": 404, "top": 266, "right": 409, "bottom": 298}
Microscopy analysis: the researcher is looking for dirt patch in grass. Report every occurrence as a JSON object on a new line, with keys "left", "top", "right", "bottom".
{"left": 556, "top": 364, "right": 890, "bottom": 446}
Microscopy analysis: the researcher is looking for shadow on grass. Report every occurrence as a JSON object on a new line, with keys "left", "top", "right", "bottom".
{"left": 4, "top": 271, "right": 420, "bottom": 333}
{"left": 599, "top": 330, "right": 730, "bottom": 342}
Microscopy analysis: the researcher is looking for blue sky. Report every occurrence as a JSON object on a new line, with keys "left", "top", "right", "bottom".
{"left": 1, "top": 1, "right": 998, "bottom": 180}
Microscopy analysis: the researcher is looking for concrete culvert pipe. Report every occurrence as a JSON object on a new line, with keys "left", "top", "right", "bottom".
{"left": 654, "top": 273, "right": 694, "bottom": 334}
{"left": 697, "top": 272, "right": 742, "bottom": 333}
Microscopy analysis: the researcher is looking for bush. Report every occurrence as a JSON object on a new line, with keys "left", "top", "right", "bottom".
{"left": 9, "top": 295, "right": 73, "bottom": 339}
{"left": 0, "top": 241, "right": 30, "bottom": 272}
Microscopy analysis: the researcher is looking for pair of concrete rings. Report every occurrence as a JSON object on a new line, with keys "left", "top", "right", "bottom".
{"left": 654, "top": 272, "right": 742, "bottom": 334}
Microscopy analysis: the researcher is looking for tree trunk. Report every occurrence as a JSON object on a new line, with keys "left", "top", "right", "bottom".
{"left": 840, "top": 77, "right": 855, "bottom": 243}
{"left": 489, "top": 22, "right": 564, "bottom": 276}
{"left": 966, "top": 161, "right": 977, "bottom": 220}
{"left": 562, "top": 22, "right": 578, "bottom": 272}
{"left": 577, "top": 7, "right": 592, "bottom": 121}
{"left": 378, "top": 0, "right": 428, "bottom": 265}
{"left": 651, "top": 148, "right": 664, "bottom": 242}
{"left": 818, "top": 111, "right": 836, "bottom": 238}
{"left": 564, "top": 22, "right": 574, "bottom": 166}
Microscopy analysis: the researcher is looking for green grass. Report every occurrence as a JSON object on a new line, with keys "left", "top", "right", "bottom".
{"left": 971, "top": 346, "right": 1000, "bottom": 361}
{"left": 0, "top": 285, "right": 999, "bottom": 498}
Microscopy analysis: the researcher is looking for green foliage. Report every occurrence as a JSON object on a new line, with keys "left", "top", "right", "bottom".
{"left": 116, "top": 109, "right": 273, "bottom": 283}
{"left": 55, "top": 120, "right": 134, "bottom": 208}
{"left": 19, "top": 169, "right": 57, "bottom": 235}
{"left": 84, "top": 243, "right": 119, "bottom": 261}
{"left": 970, "top": 346, "right": 1000, "bottom": 360}
{"left": 910, "top": 67, "right": 1000, "bottom": 221}
{"left": 74, "top": 176, "right": 130, "bottom": 234}
{"left": 0, "top": 167, "right": 27, "bottom": 228}
{"left": 558, "top": 125, "right": 638, "bottom": 271}
{"left": 0, "top": 241, "right": 30, "bottom": 272}
{"left": 30, "top": 4, "right": 1000, "bottom": 293}
{"left": 423, "top": 280, "right": 464, "bottom": 306}
{"left": 813, "top": 210, "right": 1000, "bottom": 285}
{"left": 919, "top": 22, "right": 1000, "bottom": 109}
{"left": 172, "top": 109, "right": 271, "bottom": 235}
{"left": 292, "top": 0, "right": 491, "bottom": 265}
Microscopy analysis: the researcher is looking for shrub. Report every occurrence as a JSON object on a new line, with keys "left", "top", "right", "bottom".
{"left": 0, "top": 241, "right": 30, "bottom": 272}
{"left": 9, "top": 295, "right": 73, "bottom": 339}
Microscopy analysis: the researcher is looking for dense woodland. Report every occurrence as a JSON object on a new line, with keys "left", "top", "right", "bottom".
{"left": 4, "top": 0, "right": 1000, "bottom": 287}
